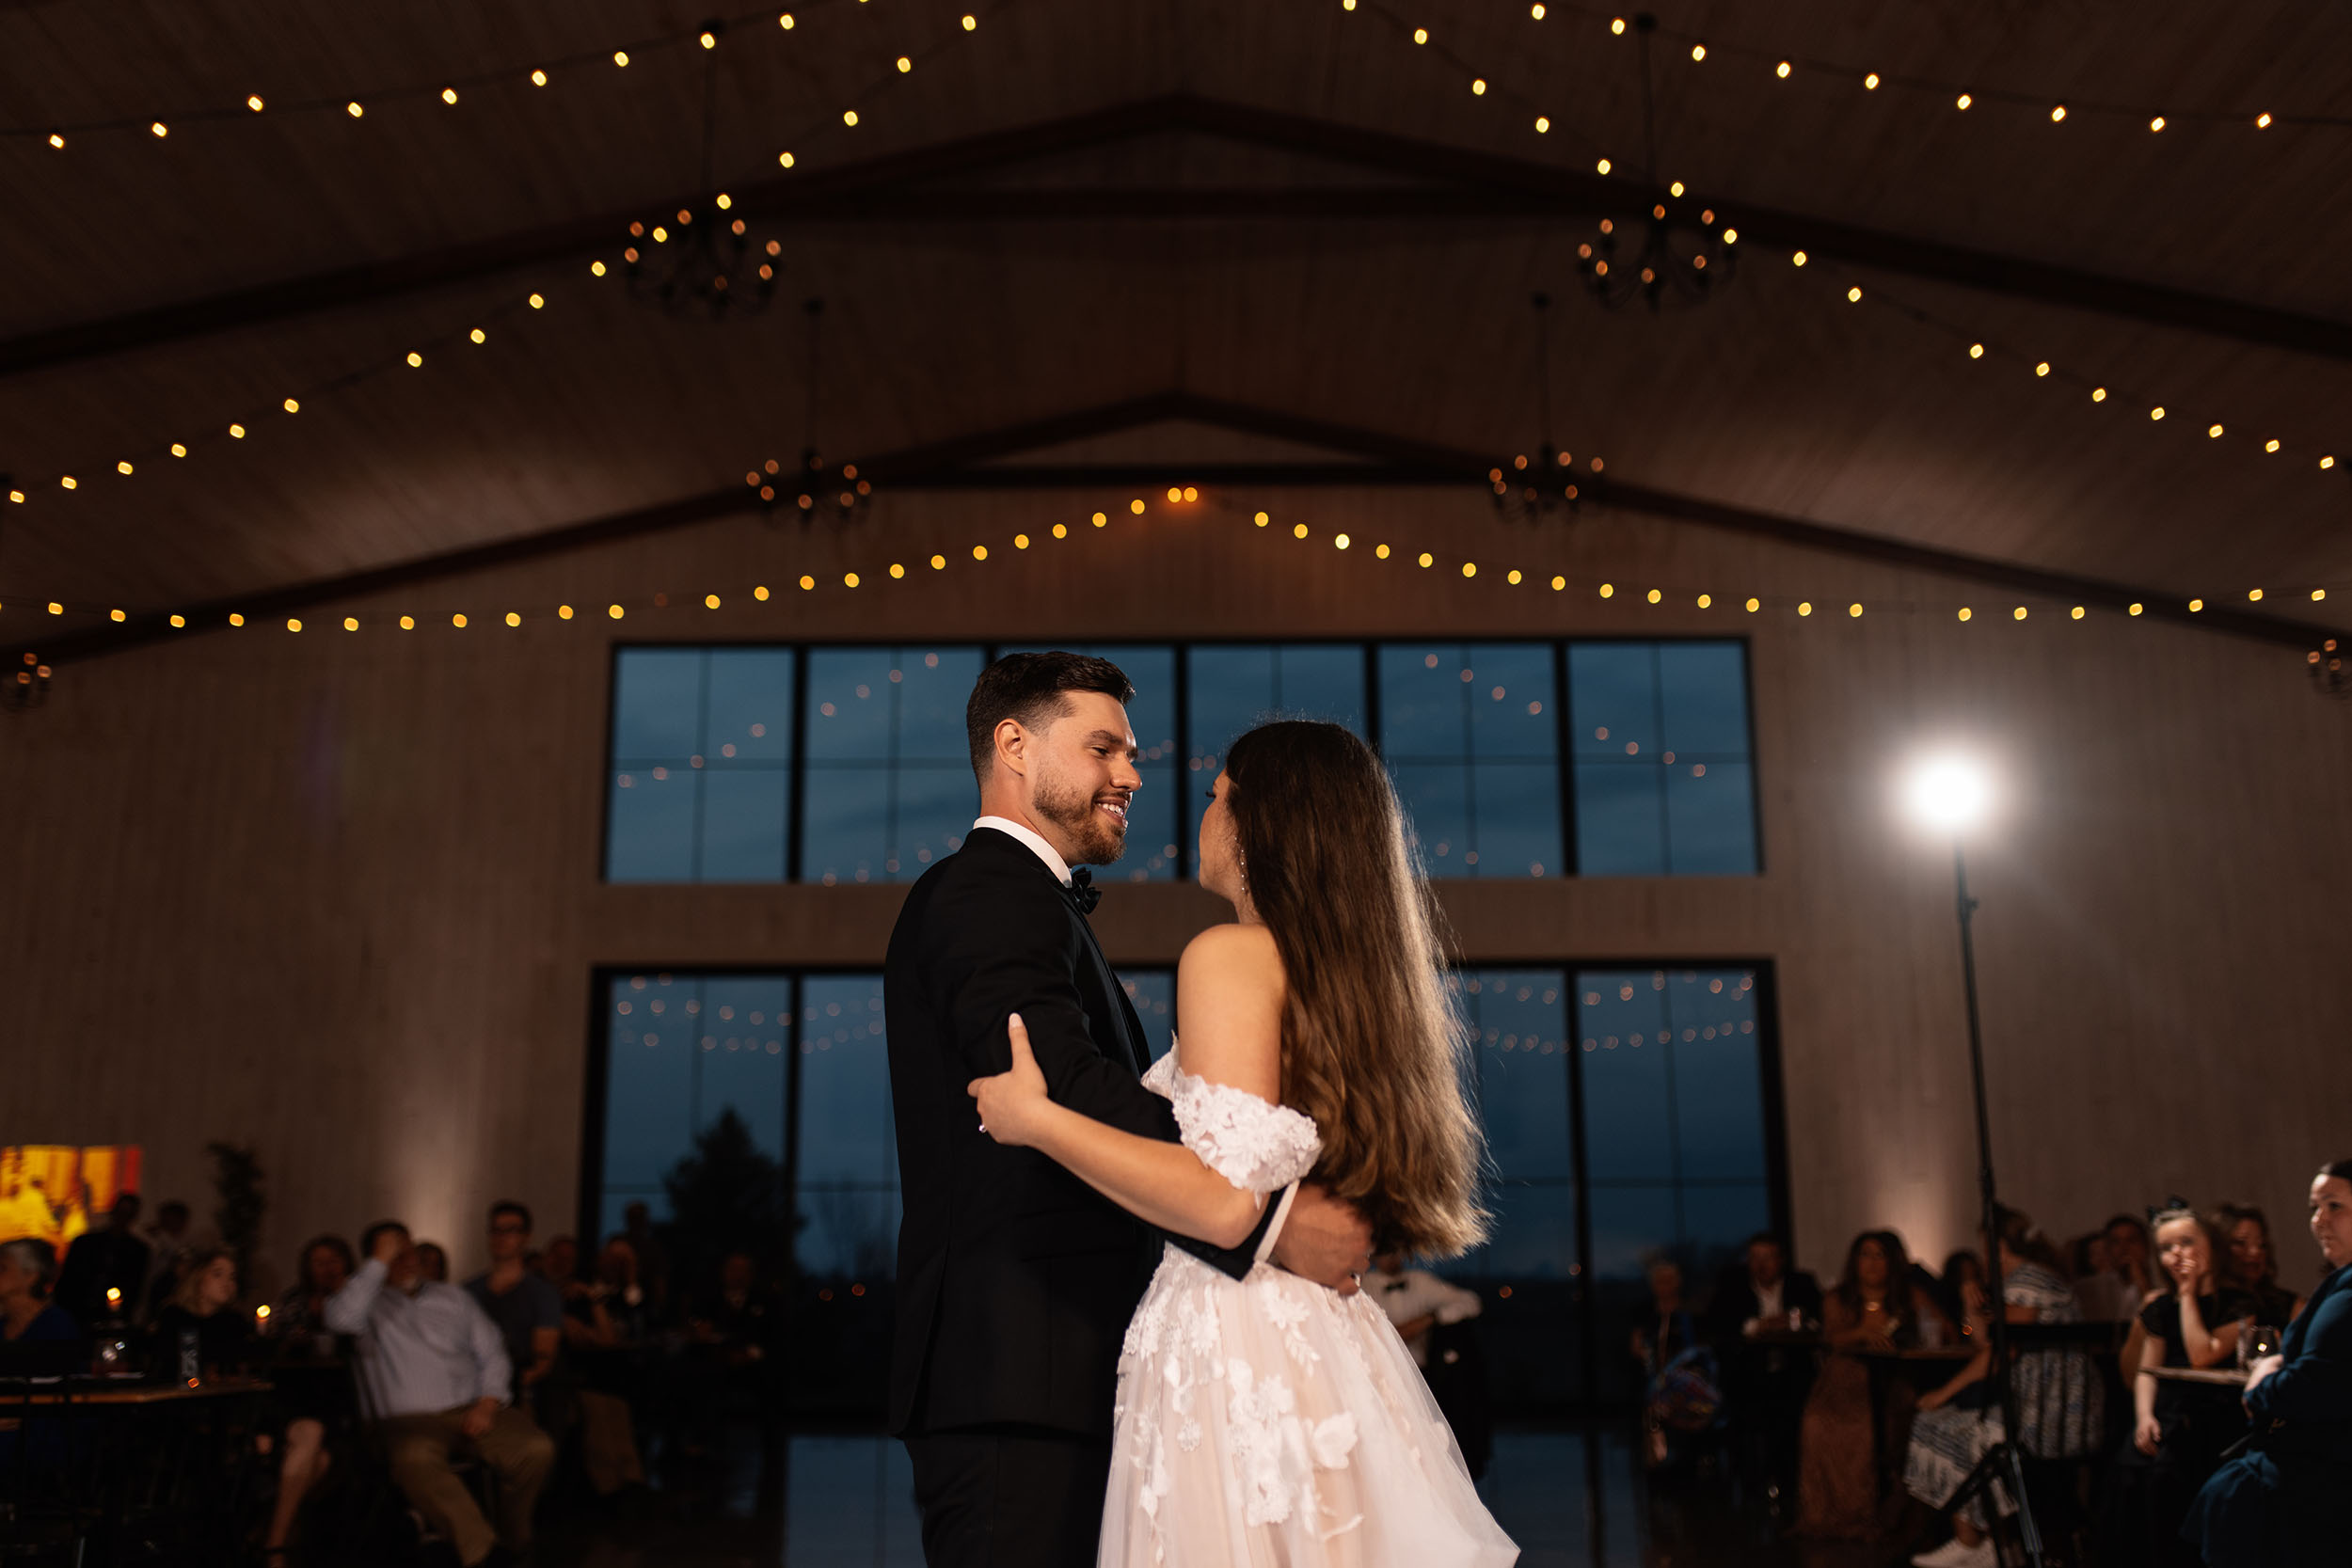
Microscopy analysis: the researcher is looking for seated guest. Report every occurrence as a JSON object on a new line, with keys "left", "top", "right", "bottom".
{"left": 620, "top": 1202, "right": 673, "bottom": 1324}
{"left": 1629, "top": 1257, "right": 1698, "bottom": 1373}
{"left": 1797, "top": 1230, "right": 1953, "bottom": 1538}
{"left": 0, "top": 1238, "right": 77, "bottom": 1348}
{"left": 1936, "top": 1248, "right": 1987, "bottom": 1333}
{"left": 2101, "top": 1200, "right": 2252, "bottom": 1567}
{"left": 54, "top": 1193, "right": 151, "bottom": 1328}
{"left": 689, "top": 1249, "right": 778, "bottom": 1368}
{"left": 151, "top": 1245, "right": 255, "bottom": 1376}
{"left": 537, "top": 1234, "right": 580, "bottom": 1289}
{"left": 414, "top": 1241, "right": 450, "bottom": 1284}
{"left": 2185, "top": 1160, "right": 2352, "bottom": 1568}
{"left": 463, "top": 1201, "right": 564, "bottom": 1418}
{"left": 2211, "top": 1201, "right": 2304, "bottom": 1326}
{"left": 1630, "top": 1257, "right": 1718, "bottom": 1470}
{"left": 275, "top": 1233, "right": 357, "bottom": 1346}
{"left": 327, "top": 1221, "right": 553, "bottom": 1568}
{"left": 2077, "top": 1212, "right": 2156, "bottom": 1321}
{"left": 1365, "top": 1243, "right": 1483, "bottom": 1369}
{"left": 0, "top": 1239, "right": 80, "bottom": 1472}
{"left": 1708, "top": 1232, "right": 1822, "bottom": 1505}
{"left": 1904, "top": 1209, "right": 2100, "bottom": 1568}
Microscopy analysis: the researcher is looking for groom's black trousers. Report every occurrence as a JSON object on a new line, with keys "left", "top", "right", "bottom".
{"left": 905, "top": 1424, "right": 1112, "bottom": 1568}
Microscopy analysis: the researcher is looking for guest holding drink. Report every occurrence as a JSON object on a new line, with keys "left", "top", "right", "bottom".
{"left": 1795, "top": 1230, "right": 1952, "bottom": 1538}
{"left": 2100, "top": 1201, "right": 2252, "bottom": 1566}
{"left": 2185, "top": 1160, "right": 2352, "bottom": 1568}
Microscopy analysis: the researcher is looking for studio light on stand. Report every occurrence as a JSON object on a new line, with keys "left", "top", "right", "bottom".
{"left": 1901, "top": 750, "right": 2042, "bottom": 1568}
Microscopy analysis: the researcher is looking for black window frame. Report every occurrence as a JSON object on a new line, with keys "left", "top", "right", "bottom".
{"left": 599, "top": 635, "right": 1765, "bottom": 884}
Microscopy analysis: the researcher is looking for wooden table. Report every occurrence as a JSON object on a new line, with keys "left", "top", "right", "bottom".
{"left": 6, "top": 1374, "right": 275, "bottom": 1406}
{"left": 2149, "top": 1365, "right": 2249, "bottom": 1387}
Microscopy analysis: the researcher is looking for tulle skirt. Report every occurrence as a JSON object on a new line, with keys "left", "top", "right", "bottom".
{"left": 1100, "top": 1248, "right": 1518, "bottom": 1567}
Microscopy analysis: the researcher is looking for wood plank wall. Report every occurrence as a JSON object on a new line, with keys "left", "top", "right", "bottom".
{"left": 7, "top": 486, "right": 2348, "bottom": 1294}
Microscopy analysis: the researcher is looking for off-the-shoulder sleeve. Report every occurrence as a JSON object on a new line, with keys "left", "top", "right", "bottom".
{"left": 1169, "top": 1071, "right": 1321, "bottom": 1195}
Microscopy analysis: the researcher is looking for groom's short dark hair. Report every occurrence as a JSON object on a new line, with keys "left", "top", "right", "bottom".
{"left": 967, "top": 652, "right": 1136, "bottom": 781}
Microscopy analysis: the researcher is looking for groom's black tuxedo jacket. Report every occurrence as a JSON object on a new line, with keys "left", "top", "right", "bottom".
{"left": 884, "top": 826, "right": 1273, "bottom": 1439}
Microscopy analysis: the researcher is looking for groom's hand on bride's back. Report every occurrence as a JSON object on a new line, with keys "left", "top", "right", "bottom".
{"left": 1271, "top": 1183, "right": 1375, "bottom": 1297}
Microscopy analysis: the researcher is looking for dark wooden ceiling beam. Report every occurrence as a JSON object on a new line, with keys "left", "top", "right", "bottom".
{"left": 8, "top": 391, "right": 2336, "bottom": 666}
{"left": 4, "top": 96, "right": 2348, "bottom": 378}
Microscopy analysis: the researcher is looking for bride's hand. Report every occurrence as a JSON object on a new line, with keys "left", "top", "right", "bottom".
{"left": 968, "top": 1012, "right": 1055, "bottom": 1148}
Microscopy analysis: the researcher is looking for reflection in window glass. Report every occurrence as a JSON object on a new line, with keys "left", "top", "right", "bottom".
{"left": 801, "top": 647, "right": 984, "bottom": 885}
{"left": 1184, "top": 644, "right": 1367, "bottom": 862}
{"left": 595, "top": 972, "right": 792, "bottom": 1242}
{"left": 608, "top": 649, "right": 797, "bottom": 882}
{"left": 796, "top": 974, "right": 899, "bottom": 1282}
{"left": 1377, "top": 644, "right": 1562, "bottom": 879}
{"left": 1577, "top": 967, "right": 1770, "bottom": 1283}
{"left": 1117, "top": 971, "right": 1175, "bottom": 1062}
{"left": 1568, "top": 642, "right": 1757, "bottom": 877}
{"left": 1456, "top": 968, "right": 1580, "bottom": 1406}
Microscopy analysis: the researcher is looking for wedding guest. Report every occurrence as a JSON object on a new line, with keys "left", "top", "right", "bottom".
{"left": 1708, "top": 1232, "right": 1821, "bottom": 1505}
{"left": 414, "top": 1241, "right": 450, "bottom": 1283}
{"left": 1629, "top": 1257, "right": 1699, "bottom": 1374}
{"left": 2185, "top": 1159, "right": 2352, "bottom": 1568}
{"left": 2211, "top": 1201, "right": 2304, "bottom": 1326}
{"left": 327, "top": 1221, "right": 553, "bottom": 1568}
{"left": 150, "top": 1246, "right": 254, "bottom": 1376}
{"left": 2082, "top": 1212, "right": 2157, "bottom": 1318}
{"left": 621, "top": 1202, "right": 673, "bottom": 1323}
{"left": 1796, "top": 1230, "right": 1953, "bottom": 1538}
{"left": 140, "top": 1198, "right": 194, "bottom": 1320}
{"left": 0, "top": 1238, "right": 76, "bottom": 1347}
{"left": 54, "top": 1193, "right": 150, "bottom": 1327}
{"left": 275, "top": 1233, "right": 358, "bottom": 1342}
{"left": 538, "top": 1234, "right": 580, "bottom": 1289}
{"left": 463, "top": 1201, "right": 564, "bottom": 1410}
{"left": 1365, "top": 1244, "right": 1482, "bottom": 1370}
{"left": 1936, "top": 1248, "right": 1988, "bottom": 1333}
{"left": 0, "top": 1239, "right": 79, "bottom": 1469}
{"left": 1903, "top": 1209, "right": 2100, "bottom": 1568}
{"left": 563, "top": 1239, "right": 650, "bottom": 1495}
{"left": 2100, "top": 1201, "right": 2253, "bottom": 1567}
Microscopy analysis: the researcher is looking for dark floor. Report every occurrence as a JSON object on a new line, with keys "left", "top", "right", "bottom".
{"left": 531, "top": 1423, "right": 1902, "bottom": 1568}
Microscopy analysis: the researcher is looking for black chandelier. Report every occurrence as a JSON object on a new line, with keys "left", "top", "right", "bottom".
{"left": 624, "top": 22, "right": 781, "bottom": 320}
{"left": 1575, "top": 12, "right": 1738, "bottom": 312}
{"left": 2312, "top": 638, "right": 2350, "bottom": 698}
{"left": 4, "top": 650, "right": 51, "bottom": 713}
{"left": 748, "top": 297, "right": 869, "bottom": 519}
{"left": 1490, "top": 293, "right": 1581, "bottom": 522}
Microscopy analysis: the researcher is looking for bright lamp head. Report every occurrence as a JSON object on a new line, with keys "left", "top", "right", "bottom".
{"left": 1903, "top": 752, "right": 1995, "bottom": 833}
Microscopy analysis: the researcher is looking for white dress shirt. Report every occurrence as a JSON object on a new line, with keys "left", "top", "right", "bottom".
{"left": 973, "top": 815, "right": 1074, "bottom": 885}
{"left": 326, "top": 1259, "right": 513, "bottom": 1418}
{"left": 1367, "top": 1265, "right": 1484, "bottom": 1367}
{"left": 971, "top": 814, "right": 1294, "bottom": 1264}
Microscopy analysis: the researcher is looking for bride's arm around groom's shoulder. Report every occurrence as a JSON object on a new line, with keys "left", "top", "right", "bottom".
{"left": 969, "top": 922, "right": 1287, "bottom": 1250}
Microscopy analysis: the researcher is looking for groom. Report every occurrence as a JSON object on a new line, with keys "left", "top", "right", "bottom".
{"left": 885, "top": 652, "right": 1375, "bottom": 1567}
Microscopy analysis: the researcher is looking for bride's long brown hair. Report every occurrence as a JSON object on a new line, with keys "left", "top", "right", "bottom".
{"left": 1222, "top": 721, "right": 1487, "bottom": 1257}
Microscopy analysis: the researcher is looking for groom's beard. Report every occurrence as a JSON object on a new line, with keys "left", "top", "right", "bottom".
{"left": 1035, "top": 768, "right": 1129, "bottom": 866}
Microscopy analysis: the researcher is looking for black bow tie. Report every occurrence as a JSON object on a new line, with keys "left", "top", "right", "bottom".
{"left": 1064, "top": 866, "right": 1101, "bottom": 915}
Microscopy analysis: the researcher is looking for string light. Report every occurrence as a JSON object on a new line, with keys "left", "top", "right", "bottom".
{"left": 20, "top": 486, "right": 2339, "bottom": 643}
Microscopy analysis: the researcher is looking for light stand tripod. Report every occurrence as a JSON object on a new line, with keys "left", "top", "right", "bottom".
{"left": 1934, "top": 842, "right": 2043, "bottom": 1568}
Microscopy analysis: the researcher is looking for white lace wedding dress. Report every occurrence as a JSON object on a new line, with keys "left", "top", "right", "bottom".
{"left": 1100, "top": 1051, "right": 1518, "bottom": 1566}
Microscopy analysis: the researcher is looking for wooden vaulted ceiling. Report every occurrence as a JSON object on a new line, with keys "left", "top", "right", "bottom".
{"left": 2, "top": 0, "right": 2349, "bottom": 656}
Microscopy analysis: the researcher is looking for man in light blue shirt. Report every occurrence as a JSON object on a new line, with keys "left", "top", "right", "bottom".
{"left": 328, "top": 1220, "right": 554, "bottom": 1567}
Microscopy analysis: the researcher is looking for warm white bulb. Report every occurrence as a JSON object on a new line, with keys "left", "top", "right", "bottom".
{"left": 1903, "top": 754, "right": 1995, "bottom": 833}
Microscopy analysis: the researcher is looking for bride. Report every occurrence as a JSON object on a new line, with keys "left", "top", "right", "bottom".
{"left": 971, "top": 720, "right": 1518, "bottom": 1565}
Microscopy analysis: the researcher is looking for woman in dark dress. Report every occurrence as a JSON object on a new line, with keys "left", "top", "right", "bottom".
{"left": 150, "top": 1247, "right": 257, "bottom": 1377}
{"left": 1795, "top": 1230, "right": 1952, "bottom": 1538}
{"left": 2101, "top": 1201, "right": 2251, "bottom": 1567}
{"left": 2186, "top": 1160, "right": 2352, "bottom": 1568}
{"left": 2211, "top": 1201, "right": 2304, "bottom": 1327}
